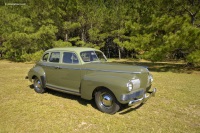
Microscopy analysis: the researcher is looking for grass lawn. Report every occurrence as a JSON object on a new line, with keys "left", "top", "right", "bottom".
{"left": 0, "top": 59, "right": 199, "bottom": 133}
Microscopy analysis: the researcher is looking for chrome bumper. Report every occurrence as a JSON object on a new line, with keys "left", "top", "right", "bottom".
{"left": 128, "top": 88, "right": 157, "bottom": 106}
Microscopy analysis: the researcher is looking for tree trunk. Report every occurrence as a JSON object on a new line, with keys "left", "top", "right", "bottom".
{"left": 81, "top": 28, "right": 85, "bottom": 42}
{"left": 118, "top": 47, "right": 121, "bottom": 60}
{"left": 191, "top": 14, "right": 195, "bottom": 25}
{"left": 65, "top": 33, "right": 68, "bottom": 41}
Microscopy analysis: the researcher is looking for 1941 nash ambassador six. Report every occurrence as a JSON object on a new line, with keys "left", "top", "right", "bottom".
{"left": 26, "top": 47, "right": 156, "bottom": 114}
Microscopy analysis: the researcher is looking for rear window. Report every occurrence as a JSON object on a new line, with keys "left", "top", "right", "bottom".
{"left": 42, "top": 53, "right": 49, "bottom": 62}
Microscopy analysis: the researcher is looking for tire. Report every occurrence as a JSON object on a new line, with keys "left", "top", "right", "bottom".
{"left": 33, "top": 77, "right": 46, "bottom": 93}
{"left": 95, "top": 89, "right": 121, "bottom": 114}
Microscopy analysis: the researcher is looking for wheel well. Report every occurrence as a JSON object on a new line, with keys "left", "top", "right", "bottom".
{"left": 32, "top": 75, "right": 36, "bottom": 79}
{"left": 92, "top": 86, "right": 113, "bottom": 99}
{"left": 31, "top": 75, "right": 38, "bottom": 83}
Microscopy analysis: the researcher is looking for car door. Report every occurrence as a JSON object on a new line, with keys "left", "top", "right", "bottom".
{"left": 44, "top": 51, "right": 62, "bottom": 87}
{"left": 45, "top": 51, "right": 81, "bottom": 93}
{"left": 56, "top": 51, "right": 81, "bottom": 93}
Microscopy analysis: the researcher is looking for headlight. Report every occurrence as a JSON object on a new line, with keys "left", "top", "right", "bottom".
{"left": 127, "top": 79, "right": 140, "bottom": 92}
{"left": 127, "top": 82, "right": 133, "bottom": 91}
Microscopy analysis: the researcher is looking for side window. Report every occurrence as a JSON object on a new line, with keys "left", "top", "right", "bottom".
{"left": 42, "top": 53, "right": 49, "bottom": 62}
{"left": 80, "top": 52, "right": 90, "bottom": 62}
{"left": 80, "top": 51, "right": 98, "bottom": 62}
{"left": 95, "top": 51, "right": 107, "bottom": 61}
{"left": 49, "top": 52, "right": 60, "bottom": 63}
{"left": 91, "top": 51, "right": 98, "bottom": 61}
{"left": 63, "top": 52, "right": 79, "bottom": 64}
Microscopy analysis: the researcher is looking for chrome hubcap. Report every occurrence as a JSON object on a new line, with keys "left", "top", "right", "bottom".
{"left": 100, "top": 93, "right": 113, "bottom": 107}
{"left": 34, "top": 79, "right": 41, "bottom": 89}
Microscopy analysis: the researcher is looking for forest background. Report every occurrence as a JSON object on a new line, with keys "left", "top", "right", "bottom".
{"left": 0, "top": 0, "right": 200, "bottom": 65}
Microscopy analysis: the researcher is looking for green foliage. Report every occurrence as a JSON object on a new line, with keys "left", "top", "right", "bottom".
{"left": 33, "top": 25, "right": 58, "bottom": 50}
{"left": 68, "top": 37, "right": 80, "bottom": 42}
{"left": 53, "top": 40, "right": 72, "bottom": 48}
{"left": 63, "top": 21, "right": 81, "bottom": 32}
{"left": 187, "top": 50, "right": 200, "bottom": 65}
{"left": 0, "top": 0, "right": 200, "bottom": 64}
{"left": 21, "top": 50, "right": 44, "bottom": 62}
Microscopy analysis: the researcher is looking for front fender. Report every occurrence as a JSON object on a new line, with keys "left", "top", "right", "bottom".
{"left": 80, "top": 72, "right": 129, "bottom": 102}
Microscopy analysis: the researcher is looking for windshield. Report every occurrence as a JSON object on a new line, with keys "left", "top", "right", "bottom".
{"left": 80, "top": 51, "right": 107, "bottom": 62}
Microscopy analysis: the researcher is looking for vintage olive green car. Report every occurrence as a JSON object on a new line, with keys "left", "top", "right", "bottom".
{"left": 26, "top": 47, "right": 156, "bottom": 114}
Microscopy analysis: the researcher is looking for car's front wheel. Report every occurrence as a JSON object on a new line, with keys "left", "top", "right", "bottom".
{"left": 33, "top": 77, "right": 46, "bottom": 93}
{"left": 95, "top": 89, "right": 121, "bottom": 114}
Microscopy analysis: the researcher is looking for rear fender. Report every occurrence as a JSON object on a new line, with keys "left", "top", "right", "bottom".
{"left": 28, "top": 66, "right": 46, "bottom": 88}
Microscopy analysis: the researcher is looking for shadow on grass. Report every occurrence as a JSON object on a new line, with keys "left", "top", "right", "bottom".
{"left": 111, "top": 61, "right": 200, "bottom": 74}
{"left": 119, "top": 103, "right": 144, "bottom": 115}
{"left": 29, "top": 84, "right": 97, "bottom": 109}
{"left": 29, "top": 85, "right": 143, "bottom": 114}
{"left": 46, "top": 89, "right": 146, "bottom": 114}
{"left": 45, "top": 89, "right": 98, "bottom": 110}
{"left": 29, "top": 84, "right": 34, "bottom": 89}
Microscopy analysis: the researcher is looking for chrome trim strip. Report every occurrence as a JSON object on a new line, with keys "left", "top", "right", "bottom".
{"left": 41, "top": 64, "right": 81, "bottom": 70}
{"left": 60, "top": 66, "right": 80, "bottom": 70}
{"left": 41, "top": 64, "right": 142, "bottom": 73}
{"left": 46, "top": 84, "right": 81, "bottom": 96}
{"left": 83, "top": 68, "right": 142, "bottom": 74}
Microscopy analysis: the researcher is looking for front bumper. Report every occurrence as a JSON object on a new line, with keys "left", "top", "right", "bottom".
{"left": 128, "top": 88, "right": 157, "bottom": 106}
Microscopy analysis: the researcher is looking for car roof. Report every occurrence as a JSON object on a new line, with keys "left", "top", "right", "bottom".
{"left": 46, "top": 47, "right": 100, "bottom": 53}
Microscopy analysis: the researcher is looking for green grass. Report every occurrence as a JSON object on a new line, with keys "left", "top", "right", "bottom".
{"left": 0, "top": 60, "right": 199, "bottom": 133}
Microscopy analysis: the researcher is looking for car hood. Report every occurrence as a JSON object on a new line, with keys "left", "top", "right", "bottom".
{"left": 83, "top": 62, "right": 149, "bottom": 74}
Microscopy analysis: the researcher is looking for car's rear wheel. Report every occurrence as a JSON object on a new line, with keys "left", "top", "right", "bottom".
{"left": 95, "top": 89, "right": 121, "bottom": 114}
{"left": 33, "top": 77, "right": 46, "bottom": 93}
